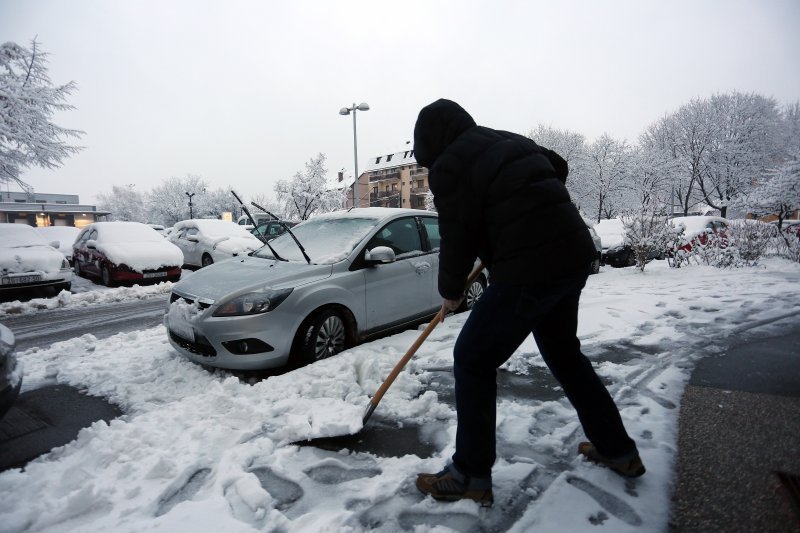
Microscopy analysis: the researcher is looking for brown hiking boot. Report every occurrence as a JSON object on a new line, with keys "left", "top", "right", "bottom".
{"left": 578, "top": 442, "right": 646, "bottom": 478}
{"left": 416, "top": 465, "right": 494, "bottom": 507}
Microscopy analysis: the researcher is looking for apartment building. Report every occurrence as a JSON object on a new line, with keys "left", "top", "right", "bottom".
{"left": 348, "top": 149, "right": 430, "bottom": 210}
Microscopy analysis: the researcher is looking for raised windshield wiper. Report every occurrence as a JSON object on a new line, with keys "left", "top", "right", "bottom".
{"left": 251, "top": 201, "right": 312, "bottom": 265}
{"left": 231, "top": 190, "right": 285, "bottom": 261}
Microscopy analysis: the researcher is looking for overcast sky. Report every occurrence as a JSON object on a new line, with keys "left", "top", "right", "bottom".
{"left": 2, "top": 0, "right": 799, "bottom": 206}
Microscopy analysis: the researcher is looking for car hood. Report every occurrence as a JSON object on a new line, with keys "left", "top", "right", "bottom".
{"left": 172, "top": 256, "right": 334, "bottom": 302}
{"left": 0, "top": 244, "right": 65, "bottom": 275}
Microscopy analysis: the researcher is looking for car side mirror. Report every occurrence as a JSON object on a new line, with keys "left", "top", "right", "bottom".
{"left": 86, "top": 240, "right": 97, "bottom": 249}
{"left": 365, "top": 246, "right": 395, "bottom": 264}
{"left": 49, "top": 240, "right": 60, "bottom": 248}
{"left": 187, "top": 235, "right": 199, "bottom": 242}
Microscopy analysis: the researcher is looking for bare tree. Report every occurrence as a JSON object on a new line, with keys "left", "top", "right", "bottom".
{"left": 0, "top": 38, "right": 84, "bottom": 190}
{"left": 274, "top": 153, "right": 346, "bottom": 220}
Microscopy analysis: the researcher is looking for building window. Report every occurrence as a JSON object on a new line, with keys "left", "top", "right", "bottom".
{"left": 386, "top": 154, "right": 393, "bottom": 162}
{"left": 418, "top": 180, "right": 425, "bottom": 188}
{"left": 375, "top": 157, "right": 382, "bottom": 164}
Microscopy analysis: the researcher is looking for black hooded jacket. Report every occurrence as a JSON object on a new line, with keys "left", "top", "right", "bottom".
{"left": 413, "top": 99, "right": 596, "bottom": 300}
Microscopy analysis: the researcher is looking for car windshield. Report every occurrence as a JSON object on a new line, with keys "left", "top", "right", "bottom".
{"left": 253, "top": 216, "right": 379, "bottom": 264}
{"left": 0, "top": 224, "right": 48, "bottom": 247}
{"left": 96, "top": 222, "right": 165, "bottom": 243}
{"left": 189, "top": 220, "right": 255, "bottom": 239}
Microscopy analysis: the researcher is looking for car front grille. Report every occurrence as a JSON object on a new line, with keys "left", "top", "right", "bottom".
{"left": 169, "top": 330, "right": 217, "bottom": 358}
{"left": 169, "top": 293, "right": 212, "bottom": 309}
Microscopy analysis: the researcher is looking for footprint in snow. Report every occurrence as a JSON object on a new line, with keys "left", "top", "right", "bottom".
{"left": 249, "top": 466, "right": 304, "bottom": 510}
{"left": 154, "top": 467, "right": 211, "bottom": 517}
{"left": 304, "top": 458, "right": 382, "bottom": 484}
{"left": 566, "top": 475, "right": 642, "bottom": 527}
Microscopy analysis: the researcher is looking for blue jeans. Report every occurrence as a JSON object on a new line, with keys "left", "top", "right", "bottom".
{"left": 451, "top": 272, "right": 638, "bottom": 478}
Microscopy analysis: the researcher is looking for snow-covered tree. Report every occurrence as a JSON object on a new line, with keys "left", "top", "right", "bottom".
{"left": 0, "top": 38, "right": 84, "bottom": 190}
{"left": 527, "top": 125, "right": 590, "bottom": 210}
{"left": 249, "top": 192, "right": 285, "bottom": 219}
{"left": 96, "top": 184, "right": 146, "bottom": 222}
{"left": 584, "top": 134, "right": 632, "bottom": 221}
{"left": 274, "top": 153, "right": 346, "bottom": 220}
{"left": 146, "top": 174, "right": 209, "bottom": 225}
{"left": 642, "top": 99, "right": 713, "bottom": 216}
{"left": 698, "top": 92, "right": 783, "bottom": 217}
{"left": 621, "top": 200, "right": 674, "bottom": 272}
{"left": 735, "top": 157, "right": 800, "bottom": 229}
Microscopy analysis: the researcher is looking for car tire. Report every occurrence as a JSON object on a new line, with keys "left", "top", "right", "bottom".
{"left": 201, "top": 253, "right": 214, "bottom": 267}
{"left": 458, "top": 275, "right": 487, "bottom": 312}
{"left": 101, "top": 266, "right": 115, "bottom": 287}
{"left": 292, "top": 309, "right": 348, "bottom": 368}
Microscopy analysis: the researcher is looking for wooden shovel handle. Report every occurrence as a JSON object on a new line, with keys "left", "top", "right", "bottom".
{"left": 363, "top": 262, "right": 485, "bottom": 424}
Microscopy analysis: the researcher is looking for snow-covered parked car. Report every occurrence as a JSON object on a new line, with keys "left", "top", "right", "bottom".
{"left": 168, "top": 219, "right": 265, "bottom": 268}
{"left": 0, "top": 322, "right": 22, "bottom": 421}
{"left": 0, "top": 223, "right": 73, "bottom": 296}
{"left": 34, "top": 225, "right": 82, "bottom": 265}
{"left": 165, "top": 207, "right": 487, "bottom": 371}
{"left": 669, "top": 216, "right": 728, "bottom": 253}
{"left": 595, "top": 218, "right": 635, "bottom": 268}
{"left": 72, "top": 221, "right": 183, "bottom": 286}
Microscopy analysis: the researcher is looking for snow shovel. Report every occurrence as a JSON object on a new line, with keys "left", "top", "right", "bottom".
{"left": 361, "top": 261, "right": 485, "bottom": 427}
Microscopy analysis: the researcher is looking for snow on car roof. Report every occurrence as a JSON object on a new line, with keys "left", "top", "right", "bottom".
{"left": 669, "top": 216, "right": 726, "bottom": 237}
{"left": 594, "top": 218, "right": 626, "bottom": 248}
{"left": 174, "top": 219, "right": 259, "bottom": 239}
{"left": 90, "top": 221, "right": 166, "bottom": 242}
{"left": 0, "top": 223, "right": 49, "bottom": 247}
{"left": 312, "top": 207, "right": 434, "bottom": 221}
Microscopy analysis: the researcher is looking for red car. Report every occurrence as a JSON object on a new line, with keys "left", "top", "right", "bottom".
{"left": 73, "top": 222, "right": 183, "bottom": 286}
{"left": 669, "top": 216, "right": 728, "bottom": 253}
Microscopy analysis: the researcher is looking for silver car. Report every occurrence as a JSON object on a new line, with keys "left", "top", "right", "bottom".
{"left": 165, "top": 208, "right": 487, "bottom": 371}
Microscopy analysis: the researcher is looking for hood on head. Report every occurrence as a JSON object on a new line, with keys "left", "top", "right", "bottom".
{"left": 413, "top": 99, "right": 476, "bottom": 168}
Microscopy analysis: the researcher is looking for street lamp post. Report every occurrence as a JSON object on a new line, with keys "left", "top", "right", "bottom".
{"left": 339, "top": 102, "right": 370, "bottom": 208}
{"left": 186, "top": 191, "right": 196, "bottom": 219}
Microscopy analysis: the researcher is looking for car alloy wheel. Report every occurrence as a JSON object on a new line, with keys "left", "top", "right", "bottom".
{"left": 201, "top": 254, "right": 214, "bottom": 267}
{"left": 460, "top": 276, "right": 486, "bottom": 312}
{"left": 315, "top": 314, "right": 346, "bottom": 361}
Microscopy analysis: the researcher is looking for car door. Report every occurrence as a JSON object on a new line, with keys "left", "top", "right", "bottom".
{"left": 175, "top": 228, "right": 202, "bottom": 266}
{"left": 82, "top": 229, "right": 101, "bottom": 278}
{"left": 363, "top": 216, "right": 437, "bottom": 331}
{"left": 419, "top": 216, "right": 442, "bottom": 308}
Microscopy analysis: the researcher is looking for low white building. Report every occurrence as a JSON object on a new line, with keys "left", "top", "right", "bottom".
{"left": 0, "top": 191, "right": 110, "bottom": 228}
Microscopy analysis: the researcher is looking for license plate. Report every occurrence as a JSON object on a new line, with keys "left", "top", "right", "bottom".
{"left": 143, "top": 272, "right": 167, "bottom": 279}
{"left": 1, "top": 275, "right": 42, "bottom": 285}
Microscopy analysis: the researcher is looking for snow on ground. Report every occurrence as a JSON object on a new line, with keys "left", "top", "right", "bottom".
{"left": 1, "top": 259, "right": 799, "bottom": 532}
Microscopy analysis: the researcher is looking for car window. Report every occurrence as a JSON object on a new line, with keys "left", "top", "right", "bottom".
{"left": 186, "top": 228, "right": 199, "bottom": 238}
{"left": 368, "top": 218, "right": 422, "bottom": 257}
{"left": 420, "top": 217, "right": 440, "bottom": 251}
{"left": 268, "top": 223, "right": 283, "bottom": 236}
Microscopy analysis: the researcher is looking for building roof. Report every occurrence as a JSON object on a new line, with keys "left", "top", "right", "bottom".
{"left": 364, "top": 149, "right": 418, "bottom": 173}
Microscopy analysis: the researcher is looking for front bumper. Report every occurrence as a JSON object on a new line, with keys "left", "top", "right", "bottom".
{"left": 164, "top": 308, "right": 298, "bottom": 371}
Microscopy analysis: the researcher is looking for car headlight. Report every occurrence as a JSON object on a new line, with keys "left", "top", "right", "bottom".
{"left": 212, "top": 287, "right": 293, "bottom": 317}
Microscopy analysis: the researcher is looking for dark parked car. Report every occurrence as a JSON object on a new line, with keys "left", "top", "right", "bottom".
{"left": 0, "top": 323, "right": 22, "bottom": 421}
{"left": 250, "top": 220, "right": 298, "bottom": 243}
{"left": 73, "top": 222, "right": 183, "bottom": 286}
